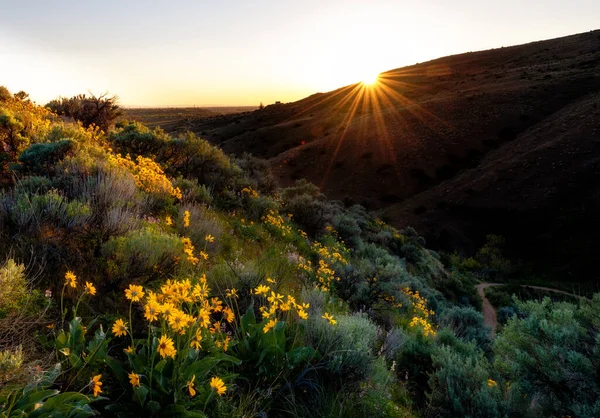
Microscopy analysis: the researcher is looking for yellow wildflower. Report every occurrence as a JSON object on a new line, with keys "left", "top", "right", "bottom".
{"left": 187, "top": 375, "right": 196, "bottom": 397}
{"left": 322, "top": 312, "right": 337, "bottom": 325}
{"left": 144, "top": 301, "right": 160, "bottom": 322}
{"left": 223, "top": 306, "right": 235, "bottom": 323}
{"left": 225, "top": 288, "right": 238, "bottom": 299}
{"left": 165, "top": 216, "right": 173, "bottom": 226}
{"left": 190, "top": 329, "right": 203, "bottom": 350}
{"left": 183, "top": 210, "right": 190, "bottom": 227}
{"left": 157, "top": 334, "right": 176, "bottom": 359}
{"left": 125, "top": 284, "right": 144, "bottom": 302}
{"left": 112, "top": 318, "right": 128, "bottom": 337}
{"left": 124, "top": 346, "right": 135, "bottom": 354}
{"left": 205, "top": 234, "right": 215, "bottom": 243}
{"left": 254, "top": 285, "right": 270, "bottom": 296}
{"left": 90, "top": 374, "right": 102, "bottom": 397}
{"left": 210, "top": 376, "right": 226, "bottom": 396}
{"left": 65, "top": 271, "right": 77, "bottom": 288}
{"left": 129, "top": 372, "right": 141, "bottom": 388}
{"left": 84, "top": 281, "right": 96, "bottom": 296}
{"left": 263, "top": 318, "right": 278, "bottom": 333}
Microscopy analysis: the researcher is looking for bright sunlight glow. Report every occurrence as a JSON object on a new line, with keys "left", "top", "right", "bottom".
{"left": 362, "top": 73, "right": 380, "bottom": 86}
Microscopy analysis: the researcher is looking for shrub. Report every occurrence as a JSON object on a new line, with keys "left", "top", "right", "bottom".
{"left": 46, "top": 92, "right": 122, "bottom": 131}
{"left": 0, "top": 260, "right": 27, "bottom": 318}
{"left": 102, "top": 226, "right": 184, "bottom": 287}
{"left": 438, "top": 306, "right": 490, "bottom": 350}
{"left": 427, "top": 345, "right": 502, "bottom": 417}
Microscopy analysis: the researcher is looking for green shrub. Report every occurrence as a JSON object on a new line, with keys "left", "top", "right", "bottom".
{"left": 102, "top": 226, "right": 184, "bottom": 287}
{"left": 0, "top": 260, "right": 27, "bottom": 318}
{"left": 438, "top": 306, "right": 490, "bottom": 350}
{"left": 427, "top": 345, "right": 502, "bottom": 417}
{"left": 17, "top": 140, "right": 75, "bottom": 174}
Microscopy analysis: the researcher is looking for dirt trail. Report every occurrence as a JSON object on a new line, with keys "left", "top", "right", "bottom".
{"left": 476, "top": 283, "right": 586, "bottom": 336}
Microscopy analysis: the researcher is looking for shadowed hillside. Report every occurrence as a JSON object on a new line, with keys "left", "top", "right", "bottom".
{"left": 174, "top": 30, "right": 600, "bottom": 283}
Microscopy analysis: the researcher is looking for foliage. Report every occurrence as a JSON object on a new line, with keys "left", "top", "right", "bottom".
{"left": 46, "top": 92, "right": 122, "bottom": 131}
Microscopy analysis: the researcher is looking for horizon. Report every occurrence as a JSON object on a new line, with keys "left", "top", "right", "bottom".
{"left": 1, "top": 0, "right": 599, "bottom": 107}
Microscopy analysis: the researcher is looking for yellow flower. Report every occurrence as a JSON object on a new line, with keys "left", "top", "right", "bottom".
{"left": 254, "top": 284, "right": 270, "bottom": 296}
{"left": 125, "top": 284, "right": 145, "bottom": 302}
{"left": 223, "top": 307, "right": 235, "bottom": 323}
{"left": 144, "top": 301, "right": 160, "bottom": 322}
{"left": 266, "top": 277, "right": 276, "bottom": 284}
{"left": 157, "top": 334, "right": 176, "bottom": 359}
{"left": 210, "top": 376, "right": 226, "bottom": 396}
{"left": 65, "top": 271, "right": 77, "bottom": 288}
{"left": 124, "top": 346, "right": 135, "bottom": 354}
{"left": 199, "top": 251, "right": 209, "bottom": 261}
{"left": 129, "top": 372, "right": 141, "bottom": 388}
{"left": 190, "top": 329, "right": 203, "bottom": 350}
{"left": 297, "top": 309, "right": 308, "bottom": 320}
{"left": 112, "top": 318, "right": 128, "bottom": 337}
{"left": 263, "top": 318, "right": 277, "bottom": 333}
{"left": 322, "top": 312, "right": 337, "bottom": 325}
{"left": 488, "top": 379, "right": 498, "bottom": 388}
{"left": 225, "top": 288, "right": 238, "bottom": 299}
{"left": 183, "top": 210, "right": 190, "bottom": 228}
{"left": 187, "top": 375, "right": 196, "bottom": 397}
{"left": 165, "top": 216, "right": 173, "bottom": 226}
{"left": 205, "top": 234, "right": 215, "bottom": 243}
{"left": 84, "top": 281, "right": 96, "bottom": 296}
{"left": 90, "top": 374, "right": 102, "bottom": 397}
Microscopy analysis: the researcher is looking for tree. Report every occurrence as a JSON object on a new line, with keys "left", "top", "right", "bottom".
{"left": 46, "top": 92, "right": 122, "bottom": 131}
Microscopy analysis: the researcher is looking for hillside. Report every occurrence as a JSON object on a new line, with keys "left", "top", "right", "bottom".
{"left": 173, "top": 30, "right": 600, "bottom": 283}
{"left": 2, "top": 85, "right": 600, "bottom": 417}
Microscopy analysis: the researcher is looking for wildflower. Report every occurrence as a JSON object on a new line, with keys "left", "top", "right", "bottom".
{"left": 90, "top": 374, "right": 102, "bottom": 397}
{"left": 263, "top": 318, "right": 278, "bottom": 333}
{"left": 267, "top": 291, "right": 283, "bottom": 305}
{"left": 266, "top": 277, "right": 276, "bottom": 284}
{"left": 223, "top": 306, "right": 235, "bottom": 323}
{"left": 183, "top": 210, "right": 190, "bottom": 227}
{"left": 129, "top": 372, "right": 141, "bottom": 388}
{"left": 190, "top": 329, "right": 203, "bottom": 350}
{"left": 125, "top": 284, "right": 144, "bottom": 302}
{"left": 225, "top": 288, "right": 238, "bottom": 299}
{"left": 210, "top": 376, "right": 226, "bottom": 396}
{"left": 144, "top": 301, "right": 160, "bottom": 322}
{"left": 297, "top": 309, "right": 308, "bottom": 320}
{"left": 157, "top": 334, "right": 176, "bottom": 359}
{"left": 65, "top": 271, "right": 77, "bottom": 288}
{"left": 488, "top": 379, "right": 498, "bottom": 388}
{"left": 165, "top": 216, "right": 173, "bottom": 226}
{"left": 187, "top": 375, "right": 196, "bottom": 396}
{"left": 199, "top": 251, "right": 209, "bottom": 261}
{"left": 322, "top": 312, "right": 337, "bottom": 325}
{"left": 45, "top": 289, "right": 52, "bottom": 298}
{"left": 84, "top": 281, "right": 97, "bottom": 296}
{"left": 112, "top": 319, "right": 128, "bottom": 337}
{"left": 205, "top": 234, "right": 215, "bottom": 243}
{"left": 124, "top": 346, "right": 135, "bottom": 354}
{"left": 254, "top": 284, "right": 270, "bottom": 296}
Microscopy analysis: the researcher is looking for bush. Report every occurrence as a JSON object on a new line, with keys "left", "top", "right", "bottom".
{"left": 0, "top": 260, "right": 27, "bottom": 318}
{"left": 102, "top": 226, "right": 184, "bottom": 287}
{"left": 427, "top": 345, "right": 502, "bottom": 417}
{"left": 46, "top": 93, "right": 122, "bottom": 131}
{"left": 438, "top": 306, "right": 490, "bottom": 350}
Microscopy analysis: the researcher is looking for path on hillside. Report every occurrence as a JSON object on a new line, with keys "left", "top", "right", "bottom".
{"left": 476, "top": 283, "right": 587, "bottom": 336}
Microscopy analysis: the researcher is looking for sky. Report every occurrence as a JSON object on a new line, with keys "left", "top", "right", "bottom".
{"left": 1, "top": 0, "right": 598, "bottom": 107}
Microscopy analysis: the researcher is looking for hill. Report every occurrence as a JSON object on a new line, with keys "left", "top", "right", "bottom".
{"left": 173, "top": 30, "right": 600, "bottom": 284}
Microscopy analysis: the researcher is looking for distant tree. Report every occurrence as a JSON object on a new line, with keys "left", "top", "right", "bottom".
{"left": 46, "top": 92, "right": 122, "bottom": 131}
{"left": 258, "top": 102, "right": 264, "bottom": 110}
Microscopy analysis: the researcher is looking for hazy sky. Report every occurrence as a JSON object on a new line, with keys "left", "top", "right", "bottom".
{"left": 1, "top": 0, "right": 598, "bottom": 106}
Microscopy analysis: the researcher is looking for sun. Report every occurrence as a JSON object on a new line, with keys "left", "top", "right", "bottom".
{"left": 362, "top": 73, "right": 380, "bottom": 86}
